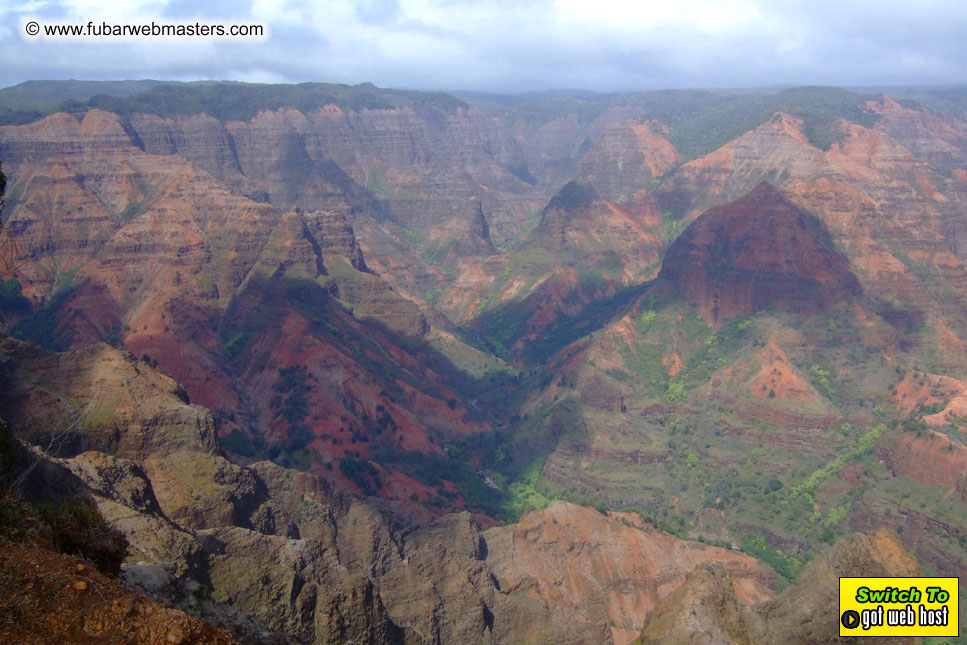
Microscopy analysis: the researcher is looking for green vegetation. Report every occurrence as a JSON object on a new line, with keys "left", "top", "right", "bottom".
{"left": 33, "top": 496, "right": 128, "bottom": 573}
{"left": 62, "top": 81, "right": 467, "bottom": 123}
{"left": 219, "top": 428, "right": 265, "bottom": 459}
{"left": 503, "top": 456, "right": 553, "bottom": 519}
{"left": 222, "top": 331, "right": 247, "bottom": 359}
{"left": 0, "top": 489, "right": 127, "bottom": 576}
{"left": 809, "top": 365, "right": 836, "bottom": 401}
{"left": 117, "top": 199, "right": 149, "bottom": 222}
{"left": 0, "top": 80, "right": 164, "bottom": 125}
{"left": 741, "top": 533, "right": 804, "bottom": 582}
{"left": 662, "top": 312, "right": 757, "bottom": 400}
{"left": 493, "top": 299, "right": 935, "bottom": 586}
{"left": 373, "top": 448, "right": 506, "bottom": 517}
{"left": 663, "top": 86, "right": 880, "bottom": 158}
{"left": 339, "top": 453, "right": 383, "bottom": 495}
{"left": 491, "top": 85, "right": 881, "bottom": 163}
{"left": 791, "top": 423, "right": 887, "bottom": 503}
{"left": 270, "top": 365, "right": 312, "bottom": 451}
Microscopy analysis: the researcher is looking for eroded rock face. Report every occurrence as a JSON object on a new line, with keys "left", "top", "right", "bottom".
{"left": 648, "top": 104, "right": 967, "bottom": 342}
{"left": 3, "top": 86, "right": 963, "bottom": 643}
{"left": 0, "top": 107, "right": 491, "bottom": 487}
{"left": 485, "top": 501, "right": 773, "bottom": 645}
{"left": 658, "top": 183, "right": 862, "bottom": 323}
{"left": 868, "top": 96, "right": 967, "bottom": 173}
{"left": 636, "top": 530, "right": 921, "bottom": 645}
{"left": 0, "top": 339, "right": 603, "bottom": 641}
{"left": 532, "top": 181, "right": 662, "bottom": 275}
{"left": 0, "top": 337, "right": 785, "bottom": 644}
{"left": 125, "top": 105, "right": 543, "bottom": 249}
{"left": 577, "top": 119, "right": 680, "bottom": 203}
{"left": 634, "top": 564, "right": 753, "bottom": 645}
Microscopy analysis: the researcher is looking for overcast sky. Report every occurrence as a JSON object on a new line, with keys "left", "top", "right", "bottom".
{"left": 2, "top": 0, "right": 966, "bottom": 93}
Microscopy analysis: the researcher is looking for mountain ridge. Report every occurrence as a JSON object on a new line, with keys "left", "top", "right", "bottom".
{"left": 2, "top": 80, "right": 967, "bottom": 641}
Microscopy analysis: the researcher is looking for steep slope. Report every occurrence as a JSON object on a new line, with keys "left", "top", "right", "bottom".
{"left": 465, "top": 180, "right": 662, "bottom": 364}
{"left": 507, "top": 177, "right": 966, "bottom": 601}
{"left": 868, "top": 95, "right": 967, "bottom": 172}
{"left": 1, "top": 336, "right": 781, "bottom": 644}
{"left": 657, "top": 183, "right": 861, "bottom": 323}
{"left": 652, "top": 104, "right": 967, "bottom": 357}
{"left": 636, "top": 530, "right": 921, "bottom": 644}
{"left": 530, "top": 181, "right": 662, "bottom": 275}
{"left": 0, "top": 108, "right": 508, "bottom": 507}
{"left": 575, "top": 118, "right": 680, "bottom": 202}
{"left": 4, "top": 83, "right": 967, "bottom": 642}
{"left": 484, "top": 501, "right": 772, "bottom": 645}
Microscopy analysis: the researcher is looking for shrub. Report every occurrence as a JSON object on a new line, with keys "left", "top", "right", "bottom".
{"left": 36, "top": 496, "right": 128, "bottom": 576}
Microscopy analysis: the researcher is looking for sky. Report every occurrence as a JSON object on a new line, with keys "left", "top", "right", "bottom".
{"left": 2, "top": 0, "right": 966, "bottom": 93}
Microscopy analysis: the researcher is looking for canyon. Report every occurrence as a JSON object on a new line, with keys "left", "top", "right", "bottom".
{"left": 1, "top": 80, "right": 966, "bottom": 642}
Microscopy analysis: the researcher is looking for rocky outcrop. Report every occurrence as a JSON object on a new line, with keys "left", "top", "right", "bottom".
{"left": 636, "top": 530, "right": 921, "bottom": 644}
{"left": 0, "top": 337, "right": 786, "bottom": 645}
{"left": 466, "top": 179, "right": 662, "bottom": 356}
{"left": 634, "top": 564, "right": 753, "bottom": 645}
{"left": 0, "top": 108, "right": 492, "bottom": 483}
{"left": 485, "top": 501, "right": 773, "bottom": 645}
{"left": 657, "top": 183, "right": 862, "bottom": 323}
{"left": 302, "top": 208, "right": 369, "bottom": 273}
{"left": 0, "top": 540, "right": 238, "bottom": 645}
{"left": 5, "top": 83, "right": 967, "bottom": 643}
{"left": 868, "top": 95, "right": 967, "bottom": 173}
{"left": 650, "top": 104, "right": 967, "bottom": 342}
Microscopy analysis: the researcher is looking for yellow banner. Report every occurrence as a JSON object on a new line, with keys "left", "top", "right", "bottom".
{"left": 839, "top": 577, "right": 959, "bottom": 637}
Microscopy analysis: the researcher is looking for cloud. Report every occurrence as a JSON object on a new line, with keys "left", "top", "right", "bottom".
{"left": 1, "top": 0, "right": 966, "bottom": 92}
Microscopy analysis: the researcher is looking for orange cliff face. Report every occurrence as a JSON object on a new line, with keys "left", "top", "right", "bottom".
{"left": 129, "top": 103, "right": 545, "bottom": 249}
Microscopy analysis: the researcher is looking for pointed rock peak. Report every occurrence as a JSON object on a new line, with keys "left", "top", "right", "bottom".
{"left": 658, "top": 184, "right": 861, "bottom": 323}
{"left": 747, "top": 181, "right": 782, "bottom": 197}
{"left": 547, "top": 180, "right": 599, "bottom": 211}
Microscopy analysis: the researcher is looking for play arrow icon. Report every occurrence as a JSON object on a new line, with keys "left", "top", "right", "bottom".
{"left": 841, "top": 610, "right": 860, "bottom": 630}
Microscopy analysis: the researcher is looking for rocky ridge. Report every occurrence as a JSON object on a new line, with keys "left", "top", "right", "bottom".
{"left": 3, "top": 82, "right": 967, "bottom": 641}
{"left": 635, "top": 529, "right": 921, "bottom": 644}
{"left": 0, "top": 336, "right": 779, "bottom": 643}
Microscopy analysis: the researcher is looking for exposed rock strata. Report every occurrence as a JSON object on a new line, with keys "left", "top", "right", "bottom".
{"left": 658, "top": 183, "right": 862, "bottom": 323}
